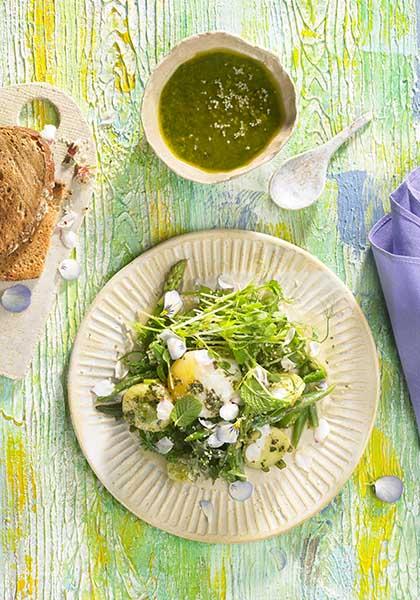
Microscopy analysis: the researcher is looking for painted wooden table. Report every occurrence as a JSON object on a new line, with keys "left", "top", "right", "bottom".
{"left": 0, "top": 1, "right": 419, "bottom": 599}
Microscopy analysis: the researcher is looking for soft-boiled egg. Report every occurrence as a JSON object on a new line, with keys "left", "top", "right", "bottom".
{"left": 169, "top": 349, "right": 241, "bottom": 418}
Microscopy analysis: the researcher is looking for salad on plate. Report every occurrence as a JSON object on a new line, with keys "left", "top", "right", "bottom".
{"left": 93, "top": 260, "right": 334, "bottom": 500}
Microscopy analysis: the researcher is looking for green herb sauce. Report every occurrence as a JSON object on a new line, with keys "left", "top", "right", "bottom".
{"left": 159, "top": 49, "right": 286, "bottom": 172}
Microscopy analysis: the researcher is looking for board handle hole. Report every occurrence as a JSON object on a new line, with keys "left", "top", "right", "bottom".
{"left": 19, "top": 98, "right": 60, "bottom": 131}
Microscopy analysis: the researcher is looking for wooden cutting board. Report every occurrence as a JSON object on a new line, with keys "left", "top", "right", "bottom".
{"left": 0, "top": 82, "right": 95, "bottom": 379}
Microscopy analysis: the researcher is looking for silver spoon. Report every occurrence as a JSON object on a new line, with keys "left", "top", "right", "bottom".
{"left": 269, "top": 112, "right": 373, "bottom": 210}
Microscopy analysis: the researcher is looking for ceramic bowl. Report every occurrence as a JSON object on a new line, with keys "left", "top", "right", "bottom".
{"left": 141, "top": 32, "right": 297, "bottom": 184}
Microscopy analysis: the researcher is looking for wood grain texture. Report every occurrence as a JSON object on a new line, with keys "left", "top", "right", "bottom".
{"left": 0, "top": 0, "right": 419, "bottom": 598}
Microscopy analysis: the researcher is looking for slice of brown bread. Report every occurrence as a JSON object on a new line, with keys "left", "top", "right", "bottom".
{"left": 0, "top": 183, "right": 68, "bottom": 281}
{"left": 0, "top": 126, "right": 55, "bottom": 258}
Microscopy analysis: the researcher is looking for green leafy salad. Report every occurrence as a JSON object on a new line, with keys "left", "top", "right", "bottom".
{"left": 94, "top": 260, "right": 334, "bottom": 495}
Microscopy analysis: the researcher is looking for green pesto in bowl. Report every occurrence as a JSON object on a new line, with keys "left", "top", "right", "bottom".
{"left": 158, "top": 49, "right": 286, "bottom": 172}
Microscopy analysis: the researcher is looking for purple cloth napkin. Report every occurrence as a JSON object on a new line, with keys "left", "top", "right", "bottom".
{"left": 369, "top": 167, "right": 420, "bottom": 431}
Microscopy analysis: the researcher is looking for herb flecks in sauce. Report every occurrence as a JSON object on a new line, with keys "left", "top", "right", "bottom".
{"left": 159, "top": 50, "right": 285, "bottom": 171}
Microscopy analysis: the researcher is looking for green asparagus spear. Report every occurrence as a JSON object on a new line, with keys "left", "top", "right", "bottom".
{"left": 303, "top": 368, "right": 327, "bottom": 384}
{"left": 272, "top": 410, "right": 302, "bottom": 429}
{"left": 184, "top": 430, "right": 211, "bottom": 442}
{"left": 140, "top": 259, "right": 188, "bottom": 329}
{"left": 163, "top": 259, "right": 188, "bottom": 293}
{"left": 95, "top": 403, "right": 123, "bottom": 417}
{"left": 264, "top": 385, "right": 335, "bottom": 427}
{"left": 301, "top": 385, "right": 335, "bottom": 404}
{"left": 308, "top": 405, "right": 319, "bottom": 428}
{"left": 292, "top": 410, "right": 308, "bottom": 448}
{"left": 96, "top": 373, "right": 152, "bottom": 403}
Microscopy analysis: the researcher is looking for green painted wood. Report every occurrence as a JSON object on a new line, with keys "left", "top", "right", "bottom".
{"left": 0, "top": 1, "right": 419, "bottom": 598}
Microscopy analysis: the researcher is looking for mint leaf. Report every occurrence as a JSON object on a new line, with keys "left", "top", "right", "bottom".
{"left": 171, "top": 396, "right": 202, "bottom": 428}
{"left": 240, "top": 370, "right": 292, "bottom": 415}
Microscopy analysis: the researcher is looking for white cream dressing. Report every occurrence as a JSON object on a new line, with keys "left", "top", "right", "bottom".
{"left": 192, "top": 349, "right": 239, "bottom": 404}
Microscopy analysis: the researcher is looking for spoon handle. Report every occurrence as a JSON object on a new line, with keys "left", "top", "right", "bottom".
{"left": 324, "top": 112, "right": 373, "bottom": 154}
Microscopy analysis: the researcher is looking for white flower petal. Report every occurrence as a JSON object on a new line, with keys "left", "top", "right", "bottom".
{"left": 374, "top": 476, "right": 403, "bottom": 503}
{"left": 219, "top": 402, "right": 239, "bottom": 421}
{"left": 156, "top": 399, "right": 174, "bottom": 421}
{"left": 199, "top": 499, "right": 214, "bottom": 521}
{"left": 245, "top": 441, "right": 263, "bottom": 462}
{"left": 60, "top": 229, "right": 78, "bottom": 249}
{"left": 283, "top": 327, "right": 296, "bottom": 345}
{"left": 155, "top": 437, "right": 174, "bottom": 454}
{"left": 258, "top": 424, "right": 271, "bottom": 437}
{"left": 40, "top": 124, "right": 57, "bottom": 142}
{"left": 295, "top": 451, "right": 313, "bottom": 472}
{"left": 98, "top": 114, "right": 115, "bottom": 126}
{"left": 217, "top": 274, "right": 236, "bottom": 290}
{"left": 198, "top": 418, "right": 216, "bottom": 429}
{"left": 92, "top": 379, "right": 114, "bottom": 397}
{"left": 216, "top": 423, "right": 238, "bottom": 444}
{"left": 254, "top": 365, "right": 269, "bottom": 387}
{"left": 1, "top": 284, "right": 32, "bottom": 313}
{"left": 281, "top": 357, "right": 296, "bottom": 372}
{"left": 270, "top": 549, "right": 287, "bottom": 572}
{"left": 314, "top": 418, "right": 330, "bottom": 443}
{"left": 58, "top": 259, "right": 81, "bottom": 280}
{"left": 57, "top": 211, "right": 77, "bottom": 229}
{"left": 309, "top": 341, "right": 321, "bottom": 356}
{"left": 245, "top": 425, "right": 270, "bottom": 462}
{"left": 114, "top": 360, "right": 129, "bottom": 380}
{"left": 166, "top": 335, "right": 186, "bottom": 360}
{"left": 207, "top": 432, "right": 224, "bottom": 448}
{"left": 194, "top": 349, "right": 214, "bottom": 366}
{"left": 271, "top": 387, "right": 288, "bottom": 400}
{"left": 228, "top": 481, "right": 254, "bottom": 501}
{"left": 158, "top": 328, "right": 174, "bottom": 342}
{"left": 164, "top": 290, "right": 183, "bottom": 317}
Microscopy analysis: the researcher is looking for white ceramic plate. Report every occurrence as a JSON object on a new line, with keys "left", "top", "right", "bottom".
{"left": 68, "top": 230, "right": 379, "bottom": 543}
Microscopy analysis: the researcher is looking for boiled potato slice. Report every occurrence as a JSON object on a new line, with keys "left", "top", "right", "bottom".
{"left": 245, "top": 426, "right": 290, "bottom": 471}
{"left": 270, "top": 373, "right": 305, "bottom": 405}
{"left": 122, "top": 382, "right": 172, "bottom": 432}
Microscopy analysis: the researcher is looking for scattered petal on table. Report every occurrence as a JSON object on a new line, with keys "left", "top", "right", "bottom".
{"left": 1, "top": 285, "right": 32, "bottom": 313}
{"left": 229, "top": 481, "right": 254, "bottom": 501}
{"left": 58, "top": 259, "right": 81, "bottom": 280}
{"left": 373, "top": 476, "right": 403, "bottom": 503}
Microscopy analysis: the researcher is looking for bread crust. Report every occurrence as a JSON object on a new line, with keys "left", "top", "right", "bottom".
{"left": 0, "top": 126, "right": 55, "bottom": 258}
{"left": 0, "top": 183, "right": 67, "bottom": 281}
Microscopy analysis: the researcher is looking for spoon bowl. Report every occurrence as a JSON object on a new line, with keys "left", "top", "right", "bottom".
{"left": 269, "top": 113, "right": 372, "bottom": 210}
